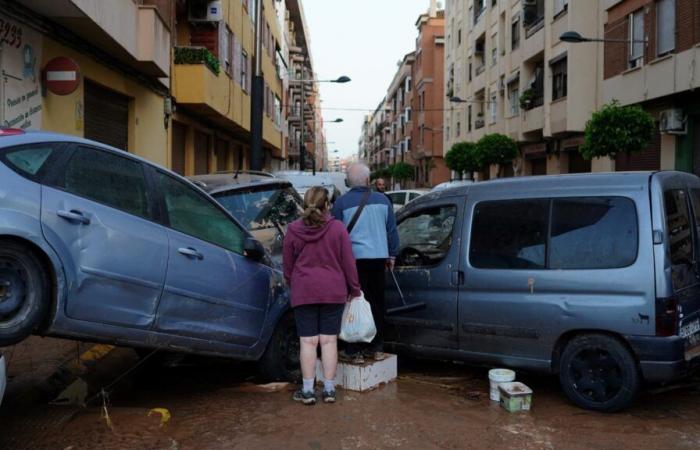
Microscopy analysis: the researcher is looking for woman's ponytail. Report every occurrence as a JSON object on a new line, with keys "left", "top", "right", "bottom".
{"left": 302, "top": 186, "right": 330, "bottom": 227}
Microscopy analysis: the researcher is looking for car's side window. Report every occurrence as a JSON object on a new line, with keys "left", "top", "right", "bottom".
{"left": 57, "top": 146, "right": 152, "bottom": 220}
{"left": 470, "top": 200, "right": 549, "bottom": 269}
{"left": 1, "top": 144, "right": 56, "bottom": 179}
{"left": 158, "top": 172, "right": 244, "bottom": 254}
{"left": 388, "top": 192, "right": 405, "bottom": 205}
{"left": 664, "top": 189, "right": 695, "bottom": 290}
{"left": 397, "top": 205, "right": 457, "bottom": 267}
{"left": 409, "top": 193, "right": 421, "bottom": 201}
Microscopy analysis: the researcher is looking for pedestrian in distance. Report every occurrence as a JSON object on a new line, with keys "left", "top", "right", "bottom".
{"left": 332, "top": 163, "right": 399, "bottom": 364}
{"left": 374, "top": 177, "right": 393, "bottom": 204}
{"left": 283, "top": 186, "right": 362, "bottom": 406}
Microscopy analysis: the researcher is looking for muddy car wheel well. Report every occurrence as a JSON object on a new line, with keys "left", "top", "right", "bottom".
{"left": 0, "top": 236, "right": 56, "bottom": 333}
{"left": 551, "top": 330, "right": 639, "bottom": 374}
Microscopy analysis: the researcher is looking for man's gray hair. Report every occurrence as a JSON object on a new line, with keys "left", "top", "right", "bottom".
{"left": 347, "top": 163, "right": 371, "bottom": 188}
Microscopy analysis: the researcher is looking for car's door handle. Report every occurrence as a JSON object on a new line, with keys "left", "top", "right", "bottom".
{"left": 178, "top": 247, "right": 204, "bottom": 260}
{"left": 57, "top": 209, "right": 90, "bottom": 225}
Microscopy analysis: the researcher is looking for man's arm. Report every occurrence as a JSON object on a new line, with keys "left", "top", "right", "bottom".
{"left": 385, "top": 199, "right": 399, "bottom": 271}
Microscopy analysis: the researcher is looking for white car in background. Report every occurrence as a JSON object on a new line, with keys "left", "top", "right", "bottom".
{"left": 0, "top": 351, "right": 6, "bottom": 406}
{"left": 275, "top": 171, "right": 339, "bottom": 201}
{"left": 386, "top": 190, "right": 429, "bottom": 212}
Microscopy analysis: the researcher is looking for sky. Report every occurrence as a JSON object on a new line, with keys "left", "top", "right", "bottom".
{"left": 302, "top": 0, "right": 432, "bottom": 160}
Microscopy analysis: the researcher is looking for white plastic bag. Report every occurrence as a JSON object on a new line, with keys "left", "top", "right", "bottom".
{"left": 339, "top": 293, "right": 376, "bottom": 343}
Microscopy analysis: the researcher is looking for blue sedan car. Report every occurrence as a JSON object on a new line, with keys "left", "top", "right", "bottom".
{"left": 0, "top": 129, "right": 297, "bottom": 379}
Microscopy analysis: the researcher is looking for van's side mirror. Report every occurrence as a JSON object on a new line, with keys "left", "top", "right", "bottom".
{"left": 244, "top": 237, "right": 266, "bottom": 261}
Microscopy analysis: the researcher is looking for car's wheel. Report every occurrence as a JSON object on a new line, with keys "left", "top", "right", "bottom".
{"left": 259, "top": 312, "right": 301, "bottom": 382}
{"left": 559, "top": 334, "right": 640, "bottom": 412}
{"left": 0, "top": 242, "right": 50, "bottom": 346}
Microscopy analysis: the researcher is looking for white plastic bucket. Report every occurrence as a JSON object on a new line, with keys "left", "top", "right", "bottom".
{"left": 488, "top": 369, "right": 515, "bottom": 401}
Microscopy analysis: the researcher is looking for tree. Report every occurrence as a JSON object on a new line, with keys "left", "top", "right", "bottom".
{"left": 475, "top": 134, "right": 518, "bottom": 170}
{"left": 390, "top": 162, "right": 415, "bottom": 183}
{"left": 371, "top": 167, "right": 391, "bottom": 180}
{"left": 580, "top": 100, "right": 656, "bottom": 160}
{"left": 445, "top": 142, "right": 480, "bottom": 179}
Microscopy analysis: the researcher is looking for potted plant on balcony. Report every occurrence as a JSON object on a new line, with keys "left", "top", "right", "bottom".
{"left": 580, "top": 100, "right": 655, "bottom": 161}
{"left": 519, "top": 88, "right": 534, "bottom": 111}
{"left": 174, "top": 46, "right": 221, "bottom": 75}
{"left": 475, "top": 133, "right": 518, "bottom": 178}
{"left": 445, "top": 141, "right": 480, "bottom": 180}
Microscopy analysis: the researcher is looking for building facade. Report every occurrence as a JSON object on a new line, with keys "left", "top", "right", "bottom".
{"left": 603, "top": 0, "right": 700, "bottom": 174}
{"left": 412, "top": 4, "right": 450, "bottom": 187}
{"left": 386, "top": 52, "right": 415, "bottom": 172}
{"left": 444, "top": 0, "right": 607, "bottom": 178}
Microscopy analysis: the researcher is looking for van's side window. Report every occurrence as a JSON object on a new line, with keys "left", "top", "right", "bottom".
{"left": 470, "top": 200, "right": 548, "bottom": 269}
{"left": 396, "top": 205, "right": 457, "bottom": 267}
{"left": 550, "top": 197, "right": 638, "bottom": 269}
{"left": 664, "top": 190, "right": 695, "bottom": 290}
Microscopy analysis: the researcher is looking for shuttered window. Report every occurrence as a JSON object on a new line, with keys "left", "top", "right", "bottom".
{"left": 84, "top": 80, "right": 129, "bottom": 151}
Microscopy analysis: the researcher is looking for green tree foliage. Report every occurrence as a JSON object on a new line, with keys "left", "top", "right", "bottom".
{"left": 371, "top": 167, "right": 391, "bottom": 180}
{"left": 445, "top": 142, "right": 480, "bottom": 177}
{"left": 390, "top": 162, "right": 415, "bottom": 181}
{"left": 580, "top": 100, "right": 656, "bottom": 160}
{"left": 475, "top": 134, "right": 518, "bottom": 167}
{"left": 174, "top": 47, "right": 221, "bottom": 75}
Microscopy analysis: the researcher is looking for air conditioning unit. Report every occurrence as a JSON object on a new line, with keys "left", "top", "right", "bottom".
{"left": 189, "top": 0, "right": 223, "bottom": 23}
{"left": 659, "top": 108, "right": 687, "bottom": 134}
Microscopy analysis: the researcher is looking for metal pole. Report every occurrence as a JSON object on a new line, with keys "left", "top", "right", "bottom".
{"left": 249, "top": 0, "right": 265, "bottom": 171}
{"left": 299, "top": 66, "right": 306, "bottom": 171}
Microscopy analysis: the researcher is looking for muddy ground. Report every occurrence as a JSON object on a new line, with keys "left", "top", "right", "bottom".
{"left": 2, "top": 337, "right": 700, "bottom": 450}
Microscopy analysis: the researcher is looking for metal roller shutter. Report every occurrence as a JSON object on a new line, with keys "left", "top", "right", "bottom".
{"left": 84, "top": 80, "right": 129, "bottom": 151}
{"left": 616, "top": 128, "right": 661, "bottom": 171}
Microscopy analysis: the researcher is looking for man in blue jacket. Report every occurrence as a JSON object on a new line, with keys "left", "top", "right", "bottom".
{"left": 332, "top": 162, "right": 399, "bottom": 363}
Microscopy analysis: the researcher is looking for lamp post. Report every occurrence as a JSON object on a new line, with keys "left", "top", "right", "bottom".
{"left": 292, "top": 74, "right": 350, "bottom": 172}
{"left": 559, "top": 31, "right": 647, "bottom": 44}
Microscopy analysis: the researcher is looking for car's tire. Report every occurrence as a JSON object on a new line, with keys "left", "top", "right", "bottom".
{"left": 0, "top": 242, "right": 50, "bottom": 346}
{"left": 559, "top": 334, "right": 640, "bottom": 412}
{"left": 259, "top": 311, "right": 301, "bottom": 382}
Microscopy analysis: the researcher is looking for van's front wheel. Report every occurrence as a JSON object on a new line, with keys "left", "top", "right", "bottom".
{"left": 559, "top": 334, "right": 639, "bottom": 412}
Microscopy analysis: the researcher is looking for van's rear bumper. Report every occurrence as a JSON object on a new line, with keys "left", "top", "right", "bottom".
{"left": 625, "top": 335, "right": 700, "bottom": 382}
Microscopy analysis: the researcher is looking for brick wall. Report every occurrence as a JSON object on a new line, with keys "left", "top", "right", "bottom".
{"left": 604, "top": 15, "right": 629, "bottom": 79}
{"left": 677, "top": 0, "right": 700, "bottom": 52}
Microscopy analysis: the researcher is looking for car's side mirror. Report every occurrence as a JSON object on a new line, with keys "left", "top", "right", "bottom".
{"left": 244, "top": 237, "right": 266, "bottom": 261}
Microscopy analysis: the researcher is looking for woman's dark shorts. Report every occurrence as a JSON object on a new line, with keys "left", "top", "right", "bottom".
{"left": 294, "top": 304, "right": 345, "bottom": 337}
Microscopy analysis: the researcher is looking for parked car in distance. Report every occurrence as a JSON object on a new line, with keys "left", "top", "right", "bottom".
{"left": 274, "top": 171, "right": 339, "bottom": 202}
{"left": 0, "top": 351, "right": 6, "bottom": 407}
{"left": 385, "top": 172, "right": 700, "bottom": 412}
{"left": 189, "top": 172, "right": 304, "bottom": 263}
{"left": 318, "top": 171, "right": 349, "bottom": 196}
{"left": 0, "top": 130, "right": 298, "bottom": 380}
{"left": 386, "top": 190, "right": 429, "bottom": 212}
{"left": 431, "top": 179, "right": 474, "bottom": 192}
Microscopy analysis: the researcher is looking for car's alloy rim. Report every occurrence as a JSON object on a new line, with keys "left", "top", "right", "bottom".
{"left": 569, "top": 348, "right": 623, "bottom": 403}
{"left": 0, "top": 257, "right": 30, "bottom": 327}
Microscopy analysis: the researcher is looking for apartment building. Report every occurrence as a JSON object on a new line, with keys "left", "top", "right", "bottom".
{"left": 387, "top": 52, "right": 415, "bottom": 169}
{"left": 444, "top": 0, "right": 606, "bottom": 178}
{"left": 603, "top": 0, "right": 700, "bottom": 174}
{"left": 413, "top": 4, "right": 450, "bottom": 187}
{"left": 2, "top": 0, "right": 171, "bottom": 165}
{"left": 362, "top": 99, "right": 390, "bottom": 171}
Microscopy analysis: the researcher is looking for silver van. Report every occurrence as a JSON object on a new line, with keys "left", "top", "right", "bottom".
{"left": 386, "top": 171, "right": 700, "bottom": 412}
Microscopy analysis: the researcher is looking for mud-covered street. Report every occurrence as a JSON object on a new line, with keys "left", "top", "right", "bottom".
{"left": 1, "top": 337, "right": 700, "bottom": 449}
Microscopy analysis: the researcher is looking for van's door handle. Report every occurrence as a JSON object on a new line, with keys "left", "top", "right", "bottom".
{"left": 451, "top": 270, "right": 464, "bottom": 286}
{"left": 57, "top": 209, "right": 90, "bottom": 225}
{"left": 178, "top": 247, "right": 204, "bottom": 260}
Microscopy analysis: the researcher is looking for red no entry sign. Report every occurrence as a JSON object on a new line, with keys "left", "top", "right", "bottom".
{"left": 43, "top": 57, "right": 81, "bottom": 95}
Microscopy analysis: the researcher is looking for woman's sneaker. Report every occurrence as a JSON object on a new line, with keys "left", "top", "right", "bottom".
{"left": 322, "top": 390, "right": 336, "bottom": 404}
{"left": 293, "top": 388, "right": 316, "bottom": 405}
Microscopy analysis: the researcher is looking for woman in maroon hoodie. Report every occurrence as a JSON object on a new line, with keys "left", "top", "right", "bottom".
{"left": 283, "top": 186, "right": 361, "bottom": 405}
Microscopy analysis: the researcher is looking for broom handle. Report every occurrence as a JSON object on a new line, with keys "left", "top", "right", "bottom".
{"left": 390, "top": 270, "right": 405, "bottom": 303}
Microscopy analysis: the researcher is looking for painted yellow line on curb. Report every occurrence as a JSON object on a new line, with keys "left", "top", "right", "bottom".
{"left": 79, "top": 344, "right": 115, "bottom": 362}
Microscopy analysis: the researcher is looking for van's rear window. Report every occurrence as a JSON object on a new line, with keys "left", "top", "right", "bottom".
{"left": 470, "top": 197, "right": 638, "bottom": 270}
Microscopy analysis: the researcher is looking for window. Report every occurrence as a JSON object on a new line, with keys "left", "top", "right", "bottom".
{"left": 467, "top": 105, "right": 472, "bottom": 132}
{"left": 458, "top": 29, "right": 462, "bottom": 45}
{"left": 241, "top": 51, "right": 249, "bottom": 92}
{"left": 470, "top": 200, "right": 548, "bottom": 269}
{"left": 409, "top": 193, "right": 422, "bottom": 201}
{"left": 3, "top": 145, "right": 55, "bottom": 178}
{"left": 665, "top": 190, "right": 695, "bottom": 290}
{"left": 388, "top": 192, "right": 406, "bottom": 206}
{"left": 551, "top": 57, "right": 567, "bottom": 100}
{"left": 60, "top": 147, "right": 151, "bottom": 220}
{"left": 397, "top": 206, "right": 457, "bottom": 267}
{"left": 508, "top": 82, "right": 520, "bottom": 116}
{"left": 491, "top": 33, "right": 498, "bottom": 65}
{"left": 553, "top": 0, "right": 568, "bottom": 17}
{"left": 490, "top": 93, "right": 498, "bottom": 123}
{"left": 657, "top": 0, "right": 675, "bottom": 56}
{"left": 158, "top": 172, "right": 244, "bottom": 254}
{"left": 629, "top": 9, "right": 644, "bottom": 68}
{"left": 550, "top": 198, "right": 638, "bottom": 269}
{"left": 221, "top": 26, "right": 233, "bottom": 77}
{"left": 456, "top": 120, "right": 461, "bottom": 137}
{"left": 511, "top": 17, "right": 520, "bottom": 50}
{"left": 405, "top": 107, "right": 412, "bottom": 122}
{"left": 274, "top": 95, "right": 282, "bottom": 127}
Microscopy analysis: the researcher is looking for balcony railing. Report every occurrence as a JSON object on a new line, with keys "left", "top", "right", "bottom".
{"left": 174, "top": 46, "right": 220, "bottom": 75}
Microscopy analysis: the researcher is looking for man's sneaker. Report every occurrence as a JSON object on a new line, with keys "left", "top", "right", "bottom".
{"left": 292, "top": 389, "right": 316, "bottom": 405}
{"left": 339, "top": 350, "right": 364, "bottom": 364}
{"left": 322, "top": 390, "right": 336, "bottom": 404}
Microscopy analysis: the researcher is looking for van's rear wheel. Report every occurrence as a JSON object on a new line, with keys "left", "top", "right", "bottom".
{"left": 259, "top": 312, "right": 300, "bottom": 382}
{"left": 559, "top": 334, "right": 639, "bottom": 412}
{"left": 0, "top": 242, "right": 50, "bottom": 346}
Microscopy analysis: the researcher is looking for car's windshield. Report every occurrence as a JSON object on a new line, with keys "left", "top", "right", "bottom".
{"left": 214, "top": 185, "right": 303, "bottom": 261}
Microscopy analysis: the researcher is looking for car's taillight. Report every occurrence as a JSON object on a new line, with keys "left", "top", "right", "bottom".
{"left": 0, "top": 128, "right": 25, "bottom": 136}
{"left": 656, "top": 297, "right": 680, "bottom": 336}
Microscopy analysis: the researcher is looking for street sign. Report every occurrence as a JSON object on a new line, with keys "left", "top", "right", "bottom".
{"left": 43, "top": 57, "right": 81, "bottom": 95}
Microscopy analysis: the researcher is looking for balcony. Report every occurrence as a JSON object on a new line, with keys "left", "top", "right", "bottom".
{"left": 16, "top": 0, "right": 170, "bottom": 77}
{"left": 522, "top": 105, "right": 544, "bottom": 133}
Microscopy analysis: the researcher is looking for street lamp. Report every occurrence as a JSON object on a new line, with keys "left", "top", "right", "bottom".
{"left": 560, "top": 30, "right": 647, "bottom": 44}
{"left": 450, "top": 96, "right": 469, "bottom": 103}
{"left": 294, "top": 73, "right": 351, "bottom": 172}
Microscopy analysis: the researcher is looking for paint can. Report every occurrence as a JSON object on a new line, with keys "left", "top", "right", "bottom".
{"left": 499, "top": 382, "right": 533, "bottom": 412}
{"left": 488, "top": 368, "right": 515, "bottom": 401}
